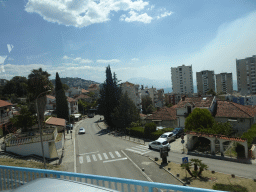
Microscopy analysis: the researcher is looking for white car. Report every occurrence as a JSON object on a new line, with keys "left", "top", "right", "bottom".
{"left": 78, "top": 128, "right": 85, "bottom": 134}
{"left": 148, "top": 139, "right": 170, "bottom": 151}
{"left": 159, "top": 132, "right": 175, "bottom": 142}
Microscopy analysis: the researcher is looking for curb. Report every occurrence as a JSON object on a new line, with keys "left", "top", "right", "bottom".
{"left": 147, "top": 156, "right": 186, "bottom": 186}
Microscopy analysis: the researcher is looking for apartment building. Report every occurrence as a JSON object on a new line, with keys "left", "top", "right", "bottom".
{"left": 236, "top": 55, "right": 256, "bottom": 95}
{"left": 196, "top": 70, "right": 215, "bottom": 95}
{"left": 171, "top": 65, "right": 193, "bottom": 94}
{"left": 140, "top": 86, "right": 158, "bottom": 107}
{"left": 216, "top": 73, "right": 233, "bottom": 94}
{"left": 120, "top": 82, "right": 142, "bottom": 112}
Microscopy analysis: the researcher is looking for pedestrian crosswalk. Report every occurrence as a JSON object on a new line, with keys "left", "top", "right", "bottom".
{"left": 79, "top": 151, "right": 125, "bottom": 164}
{"left": 125, "top": 145, "right": 152, "bottom": 155}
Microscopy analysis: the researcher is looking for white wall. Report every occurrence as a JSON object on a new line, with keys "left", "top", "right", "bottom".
{"left": 6, "top": 141, "right": 51, "bottom": 158}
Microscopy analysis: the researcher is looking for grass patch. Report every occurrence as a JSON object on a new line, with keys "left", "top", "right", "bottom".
{"left": 0, "top": 158, "right": 63, "bottom": 171}
{"left": 55, "top": 133, "right": 63, "bottom": 142}
{"left": 156, "top": 160, "right": 256, "bottom": 192}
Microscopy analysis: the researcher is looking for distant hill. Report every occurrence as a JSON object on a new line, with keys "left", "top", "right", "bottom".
{"left": 51, "top": 77, "right": 100, "bottom": 89}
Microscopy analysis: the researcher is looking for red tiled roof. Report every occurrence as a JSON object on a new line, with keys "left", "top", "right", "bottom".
{"left": 81, "top": 89, "right": 89, "bottom": 93}
{"left": 89, "top": 84, "right": 99, "bottom": 88}
{"left": 67, "top": 97, "right": 77, "bottom": 102}
{"left": 0, "top": 100, "right": 13, "bottom": 108}
{"left": 46, "top": 95, "right": 55, "bottom": 100}
{"left": 176, "top": 97, "right": 214, "bottom": 108}
{"left": 74, "top": 94, "right": 90, "bottom": 100}
{"left": 188, "top": 131, "right": 246, "bottom": 142}
{"left": 215, "top": 101, "right": 256, "bottom": 118}
{"left": 145, "top": 105, "right": 177, "bottom": 121}
{"left": 45, "top": 117, "right": 66, "bottom": 127}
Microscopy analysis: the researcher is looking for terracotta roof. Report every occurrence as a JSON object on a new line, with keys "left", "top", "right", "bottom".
{"left": 46, "top": 95, "right": 55, "bottom": 100}
{"left": 0, "top": 100, "right": 13, "bottom": 108}
{"left": 121, "top": 81, "right": 135, "bottom": 87}
{"left": 89, "top": 84, "right": 99, "bottom": 88}
{"left": 215, "top": 100, "right": 256, "bottom": 118}
{"left": 188, "top": 131, "right": 246, "bottom": 142}
{"left": 45, "top": 117, "right": 66, "bottom": 127}
{"left": 67, "top": 97, "right": 77, "bottom": 102}
{"left": 145, "top": 105, "right": 177, "bottom": 121}
{"left": 81, "top": 89, "right": 89, "bottom": 93}
{"left": 74, "top": 94, "right": 91, "bottom": 100}
{"left": 176, "top": 97, "right": 214, "bottom": 108}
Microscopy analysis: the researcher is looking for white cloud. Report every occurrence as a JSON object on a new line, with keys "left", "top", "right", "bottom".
{"left": 25, "top": 0, "right": 149, "bottom": 27}
{"left": 120, "top": 10, "right": 152, "bottom": 23}
{"left": 0, "top": 56, "right": 7, "bottom": 64}
{"left": 184, "top": 11, "right": 256, "bottom": 81}
{"left": 80, "top": 59, "right": 93, "bottom": 64}
{"left": 156, "top": 11, "right": 173, "bottom": 19}
{"left": 74, "top": 57, "right": 82, "bottom": 61}
{"left": 96, "top": 59, "right": 121, "bottom": 63}
{"left": 148, "top": 5, "right": 154, "bottom": 11}
{"left": 62, "top": 55, "right": 70, "bottom": 60}
{"left": 7, "top": 44, "right": 14, "bottom": 53}
{"left": 131, "top": 58, "right": 139, "bottom": 61}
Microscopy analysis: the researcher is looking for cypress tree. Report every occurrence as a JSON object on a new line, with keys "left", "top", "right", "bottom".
{"left": 55, "top": 72, "right": 69, "bottom": 120}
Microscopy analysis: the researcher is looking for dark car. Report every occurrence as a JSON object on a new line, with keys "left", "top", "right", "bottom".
{"left": 172, "top": 128, "right": 184, "bottom": 138}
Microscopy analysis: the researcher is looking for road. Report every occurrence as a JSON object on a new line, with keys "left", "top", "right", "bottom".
{"left": 75, "top": 116, "right": 148, "bottom": 181}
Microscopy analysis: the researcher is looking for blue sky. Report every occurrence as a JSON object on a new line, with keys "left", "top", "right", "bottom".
{"left": 1, "top": 0, "right": 256, "bottom": 89}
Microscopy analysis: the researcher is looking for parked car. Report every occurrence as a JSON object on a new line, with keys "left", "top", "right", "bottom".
{"left": 156, "top": 126, "right": 166, "bottom": 130}
{"left": 148, "top": 139, "right": 170, "bottom": 151}
{"left": 159, "top": 132, "right": 175, "bottom": 142}
{"left": 172, "top": 128, "right": 184, "bottom": 138}
{"left": 88, "top": 113, "right": 94, "bottom": 118}
{"left": 78, "top": 127, "right": 85, "bottom": 134}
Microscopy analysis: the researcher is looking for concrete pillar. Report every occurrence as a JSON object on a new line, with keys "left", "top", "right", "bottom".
{"left": 219, "top": 139, "right": 225, "bottom": 156}
{"left": 210, "top": 139, "right": 216, "bottom": 155}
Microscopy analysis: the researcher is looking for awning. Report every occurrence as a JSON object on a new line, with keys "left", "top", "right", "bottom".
{"left": 74, "top": 114, "right": 81, "bottom": 118}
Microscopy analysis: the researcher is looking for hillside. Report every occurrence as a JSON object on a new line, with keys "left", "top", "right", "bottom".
{"left": 51, "top": 77, "right": 100, "bottom": 89}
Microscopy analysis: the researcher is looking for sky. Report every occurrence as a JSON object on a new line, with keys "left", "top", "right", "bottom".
{"left": 1, "top": 0, "right": 256, "bottom": 89}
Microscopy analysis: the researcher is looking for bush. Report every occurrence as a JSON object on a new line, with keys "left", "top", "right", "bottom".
{"left": 213, "top": 184, "right": 248, "bottom": 192}
{"left": 241, "top": 124, "right": 256, "bottom": 148}
{"left": 128, "top": 127, "right": 144, "bottom": 138}
{"left": 144, "top": 123, "right": 156, "bottom": 138}
{"left": 150, "top": 128, "right": 174, "bottom": 140}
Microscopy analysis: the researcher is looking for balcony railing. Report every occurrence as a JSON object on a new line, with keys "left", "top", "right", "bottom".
{"left": 0, "top": 165, "right": 220, "bottom": 192}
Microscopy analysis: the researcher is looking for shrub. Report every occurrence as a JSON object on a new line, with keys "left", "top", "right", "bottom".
{"left": 241, "top": 124, "right": 256, "bottom": 148}
{"left": 213, "top": 184, "right": 248, "bottom": 192}
{"left": 144, "top": 122, "right": 156, "bottom": 138}
{"left": 128, "top": 127, "right": 144, "bottom": 138}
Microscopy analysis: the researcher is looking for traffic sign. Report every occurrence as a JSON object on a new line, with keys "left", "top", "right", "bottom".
{"left": 181, "top": 139, "right": 185, "bottom": 144}
{"left": 182, "top": 157, "right": 188, "bottom": 164}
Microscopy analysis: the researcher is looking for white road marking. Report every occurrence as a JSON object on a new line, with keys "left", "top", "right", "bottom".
{"left": 103, "top": 158, "right": 127, "bottom": 163}
{"left": 141, "top": 151, "right": 152, "bottom": 155}
{"left": 79, "top": 151, "right": 99, "bottom": 156}
{"left": 86, "top": 155, "right": 91, "bottom": 163}
{"left": 92, "top": 154, "right": 97, "bottom": 161}
{"left": 98, "top": 154, "right": 102, "bottom": 161}
{"left": 103, "top": 153, "right": 108, "bottom": 160}
{"left": 126, "top": 148, "right": 147, "bottom": 154}
{"left": 115, "top": 151, "right": 121, "bottom": 158}
{"left": 109, "top": 152, "right": 115, "bottom": 158}
{"left": 131, "top": 145, "right": 147, "bottom": 149}
{"left": 79, "top": 156, "right": 83, "bottom": 164}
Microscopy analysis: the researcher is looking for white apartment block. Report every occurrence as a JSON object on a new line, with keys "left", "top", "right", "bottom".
{"left": 120, "top": 82, "right": 142, "bottom": 112}
{"left": 171, "top": 65, "right": 193, "bottom": 94}
{"left": 196, "top": 70, "right": 215, "bottom": 95}
{"left": 216, "top": 73, "right": 233, "bottom": 94}
{"left": 236, "top": 55, "right": 256, "bottom": 95}
{"left": 140, "top": 87, "right": 158, "bottom": 107}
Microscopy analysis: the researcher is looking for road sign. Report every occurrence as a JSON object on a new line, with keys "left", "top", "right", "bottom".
{"left": 182, "top": 157, "right": 188, "bottom": 164}
{"left": 181, "top": 139, "right": 185, "bottom": 144}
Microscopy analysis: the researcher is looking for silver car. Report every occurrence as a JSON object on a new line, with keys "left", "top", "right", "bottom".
{"left": 159, "top": 132, "right": 175, "bottom": 142}
{"left": 149, "top": 139, "right": 170, "bottom": 151}
{"left": 78, "top": 127, "right": 85, "bottom": 134}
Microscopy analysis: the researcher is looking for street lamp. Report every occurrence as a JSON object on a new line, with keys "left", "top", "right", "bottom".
{"left": 36, "top": 89, "right": 51, "bottom": 169}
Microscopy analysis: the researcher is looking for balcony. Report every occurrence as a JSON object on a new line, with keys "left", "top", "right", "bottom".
{"left": 0, "top": 165, "right": 219, "bottom": 192}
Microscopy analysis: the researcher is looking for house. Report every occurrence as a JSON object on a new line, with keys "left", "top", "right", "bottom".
{"left": 45, "top": 117, "right": 66, "bottom": 132}
{"left": 120, "top": 82, "right": 142, "bottom": 112}
{"left": 145, "top": 105, "right": 178, "bottom": 128}
{"left": 65, "top": 87, "right": 82, "bottom": 98}
{"left": 46, "top": 95, "right": 56, "bottom": 110}
{"left": 176, "top": 96, "right": 217, "bottom": 127}
{"left": 67, "top": 97, "right": 78, "bottom": 115}
{"left": 0, "top": 100, "right": 14, "bottom": 136}
{"left": 73, "top": 94, "right": 92, "bottom": 103}
{"left": 88, "top": 84, "right": 100, "bottom": 99}
{"left": 215, "top": 100, "right": 256, "bottom": 134}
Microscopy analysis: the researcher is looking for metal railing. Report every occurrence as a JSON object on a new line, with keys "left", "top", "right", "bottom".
{"left": 0, "top": 165, "right": 222, "bottom": 192}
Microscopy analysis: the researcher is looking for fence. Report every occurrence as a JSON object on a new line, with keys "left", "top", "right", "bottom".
{"left": 0, "top": 165, "right": 222, "bottom": 192}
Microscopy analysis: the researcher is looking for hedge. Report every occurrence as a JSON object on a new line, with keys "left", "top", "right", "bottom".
{"left": 127, "top": 127, "right": 144, "bottom": 138}
{"left": 213, "top": 184, "right": 248, "bottom": 192}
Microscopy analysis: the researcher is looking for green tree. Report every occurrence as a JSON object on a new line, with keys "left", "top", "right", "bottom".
{"left": 62, "top": 83, "right": 69, "bottom": 91}
{"left": 144, "top": 122, "right": 156, "bottom": 139}
{"left": 146, "top": 104, "right": 155, "bottom": 114}
{"left": 28, "top": 68, "right": 53, "bottom": 127}
{"left": 10, "top": 106, "right": 36, "bottom": 132}
{"left": 112, "top": 91, "right": 140, "bottom": 130}
{"left": 55, "top": 72, "right": 69, "bottom": 120}
{"left": 181, "top": 159, "right": 208, "bottom": 178}
{"left": 3, "top": 76, "right": 28, "bottom": 98}
{"left": 98, "top": 65, "right": 121, "bottom": 126}
{"left": 185, "top": 108, "right": 214, "bottom": 132}
{"left": 142, "top": 95, "right": 153, "bottom": 114}
{"left": 207, "top": 89, "right": 216, "bottom": 96}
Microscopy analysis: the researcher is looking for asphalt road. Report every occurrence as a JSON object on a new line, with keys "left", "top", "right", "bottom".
{"left": 75, "top": 116, "right": 148, "bottom": 182}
